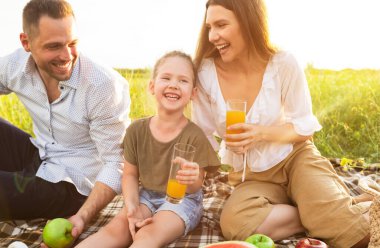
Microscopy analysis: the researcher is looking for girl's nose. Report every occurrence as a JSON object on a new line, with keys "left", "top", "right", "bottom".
{"left": 168, "top": 80, "right": 179, "bottom": 88}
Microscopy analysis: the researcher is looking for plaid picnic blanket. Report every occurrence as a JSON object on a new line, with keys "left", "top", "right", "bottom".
{"left": 1, "top": 159, "right": 379, "bottom": 248}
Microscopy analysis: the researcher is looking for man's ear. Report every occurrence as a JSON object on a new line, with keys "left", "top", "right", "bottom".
{"left": 148, "top": 80, "right": 155, "bottom": 95}
{"left": 20, "top": 33, "right": 31, "bottom": 52}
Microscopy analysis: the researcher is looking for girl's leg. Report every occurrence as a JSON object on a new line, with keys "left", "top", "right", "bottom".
{"left": 75, "top": 208, "right": 131, "bottom": 248}
{"left": 130, "top": 210, "right": 185, "bottom": 248}
{"left": 75, "top": 205, "right": 150, "bottom": 248}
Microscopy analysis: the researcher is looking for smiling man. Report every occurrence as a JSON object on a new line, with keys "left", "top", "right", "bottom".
{"left": 0, "top": 0, "right": 130, "bottom": 240}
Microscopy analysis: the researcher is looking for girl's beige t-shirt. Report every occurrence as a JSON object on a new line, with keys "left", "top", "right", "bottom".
{"left": 123, "top": 117, "right": 220, "bottom": 193}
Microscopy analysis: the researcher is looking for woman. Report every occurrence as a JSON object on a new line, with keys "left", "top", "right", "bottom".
{"left": 192, "top": 0, "right": 370, "bottom": 247}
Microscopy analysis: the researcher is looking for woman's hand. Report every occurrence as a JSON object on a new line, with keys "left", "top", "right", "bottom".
{"left": 225, "top": 123, "right": 265, "bottom": 154}
{"left": 225, "top": 123, "right": 311, "bottom": 154}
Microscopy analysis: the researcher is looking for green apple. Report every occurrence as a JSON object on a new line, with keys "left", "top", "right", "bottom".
{"left": 245, "top": 234, "right": 275, "bottom": 248}
{"left": 42, "top": 218, "right": 74, "bottom": 248}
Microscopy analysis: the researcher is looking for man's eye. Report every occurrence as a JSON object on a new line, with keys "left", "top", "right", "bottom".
{"left": 48, "top": 45, "right": 60, "bottom": 50}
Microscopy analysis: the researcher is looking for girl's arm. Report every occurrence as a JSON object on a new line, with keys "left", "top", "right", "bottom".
{"left": 122, "top": 161, "right": 140, "bottom": 208}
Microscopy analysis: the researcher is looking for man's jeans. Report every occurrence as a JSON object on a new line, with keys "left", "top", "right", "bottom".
{"left": 0, "top": 117, "right": 86, "bottom": 220}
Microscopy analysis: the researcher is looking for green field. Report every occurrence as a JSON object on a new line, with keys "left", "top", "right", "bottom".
{"left": 1, "top": 67, "right": 379, "bottom": 163}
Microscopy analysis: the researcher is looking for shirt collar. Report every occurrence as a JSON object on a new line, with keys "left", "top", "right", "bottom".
{"left": 61, "top": 56, "right": 80, "bottom": 89}
{"left": 22, "top": 53, "right": 37, "bottom": 76}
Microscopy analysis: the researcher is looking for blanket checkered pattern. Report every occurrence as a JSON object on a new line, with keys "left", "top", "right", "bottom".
{"left": 1, "top": 160, "right": 379, "bottom": 248}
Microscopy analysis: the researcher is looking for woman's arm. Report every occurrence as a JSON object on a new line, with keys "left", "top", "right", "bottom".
{"left": 226, "top": 54, "right": 319, "bottom": 154}
{"left": 225, "top": 122, "right": 311, "bottom": 154}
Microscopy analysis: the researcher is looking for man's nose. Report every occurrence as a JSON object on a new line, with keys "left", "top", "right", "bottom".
{"left": 59, "top": 46, "right": 75, "bottom": 60}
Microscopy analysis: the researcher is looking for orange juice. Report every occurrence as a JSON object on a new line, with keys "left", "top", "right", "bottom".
{"left": 166, "top": 179, "right": 187, "bottom": 200}
{"left": 226, "top": 110, "right": 246, "bottom": 141}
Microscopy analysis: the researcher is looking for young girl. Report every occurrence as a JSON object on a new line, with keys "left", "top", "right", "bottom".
{"left": 76, "top": 51, "right": 220, "bottom": 248}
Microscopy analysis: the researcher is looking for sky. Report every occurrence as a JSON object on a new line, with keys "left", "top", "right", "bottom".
{"left": 0, "top": 0, "right": 379, "bottom": 70}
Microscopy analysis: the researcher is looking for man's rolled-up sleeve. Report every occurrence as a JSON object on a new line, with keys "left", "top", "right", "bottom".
{"left": 88, "top": 75, "right": 131, "bottom": 194}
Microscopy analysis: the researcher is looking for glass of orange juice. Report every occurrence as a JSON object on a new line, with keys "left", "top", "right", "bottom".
{"left": 166, "top": 143, "right": 196, "bottom": 204}
{"left": 226, "top": 99, "right": 247, "bottom": 141}
{"left": 226, "top": 99, "right": 248, "bottom": 182}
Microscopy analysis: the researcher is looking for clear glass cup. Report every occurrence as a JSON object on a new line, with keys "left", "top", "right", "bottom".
{"left": 226, "top": 99, "right": 247, "bottom": 141}
{"left": 226, "top": 99, "right": 248, "bottom": 182}
{"left": 166, "top": 143, "right": 196, "bottom": 204}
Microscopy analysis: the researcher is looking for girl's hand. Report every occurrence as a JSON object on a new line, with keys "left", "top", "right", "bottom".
{"left": 126, "top": 204, "right": 152, "bottom": 240}
{"left": 225, "top": 123, "right": 265, "bottom": 154}
{"left": 175, "top": 157, "right": 200, "bottom": 185}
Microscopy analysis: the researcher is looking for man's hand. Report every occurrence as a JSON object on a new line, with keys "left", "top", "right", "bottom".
{"left": 68, "top": 214, "right": 85, "bottom": 239}
{"left": 40, "top": 215, "right": 83, "bottom": 248}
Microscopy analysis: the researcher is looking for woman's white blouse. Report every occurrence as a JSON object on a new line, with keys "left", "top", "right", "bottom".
{"left": 192, "top": 51, "right": 322, "bottom": 172}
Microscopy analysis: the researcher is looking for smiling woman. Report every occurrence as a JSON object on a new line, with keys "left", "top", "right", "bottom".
{"left": 191, "top": 0, "right": 375, "bottom": 247}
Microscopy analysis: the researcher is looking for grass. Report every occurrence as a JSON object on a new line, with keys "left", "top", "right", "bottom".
{"left": 307, "top": 67, "right": 380, "bottom": 163}
{"left": 0, "top": 92, "right": 33, "bottom": 135}
{"left": 115, "top": 68, "right": 156, "bottom": 120}
{"left": 1, "top": 67, "right": 379, "bottom": 163}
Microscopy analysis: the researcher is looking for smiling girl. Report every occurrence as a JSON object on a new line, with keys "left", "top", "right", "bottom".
{"left": 76, "top": 51, "right": 220, "bottom": 248}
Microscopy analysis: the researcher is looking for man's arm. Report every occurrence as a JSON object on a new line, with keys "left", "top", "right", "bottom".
{"left": 69, "top": 182, "right": 116, "bottom": 238}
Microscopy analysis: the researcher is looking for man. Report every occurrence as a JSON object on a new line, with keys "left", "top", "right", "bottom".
{"left": 0, "top": 0, "right": 130, "bottom": 239}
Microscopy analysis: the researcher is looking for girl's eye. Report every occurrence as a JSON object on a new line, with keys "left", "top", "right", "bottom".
{"left": 179, "top": 79, "right": 189, "bottom": 84}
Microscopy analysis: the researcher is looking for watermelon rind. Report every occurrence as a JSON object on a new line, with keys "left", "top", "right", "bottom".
{"left": 202, "top": 241, "right": 258, "bottom": 248}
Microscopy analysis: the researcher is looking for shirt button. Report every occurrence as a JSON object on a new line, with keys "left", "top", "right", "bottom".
{"left": 60, "top": 86, "right": 64, "bottom": 90}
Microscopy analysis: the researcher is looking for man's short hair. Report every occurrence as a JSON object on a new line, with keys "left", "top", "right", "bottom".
{"left": 23, "top": 0, "right": 75, "bottom": 38}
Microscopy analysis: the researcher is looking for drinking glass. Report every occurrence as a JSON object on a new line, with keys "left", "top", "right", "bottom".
{"left": 226, "top": 99, "right": 247, "bottom": 182}
{"left": 226, "top": 99, "right": 247, "bottom": 141}
{"left": 166, "top": 143, "right": 196, "bottom": 204}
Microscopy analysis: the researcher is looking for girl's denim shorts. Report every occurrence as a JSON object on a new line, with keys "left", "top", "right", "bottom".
{"left": 139, "top": 188, "right": 203, "bottom": 235}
